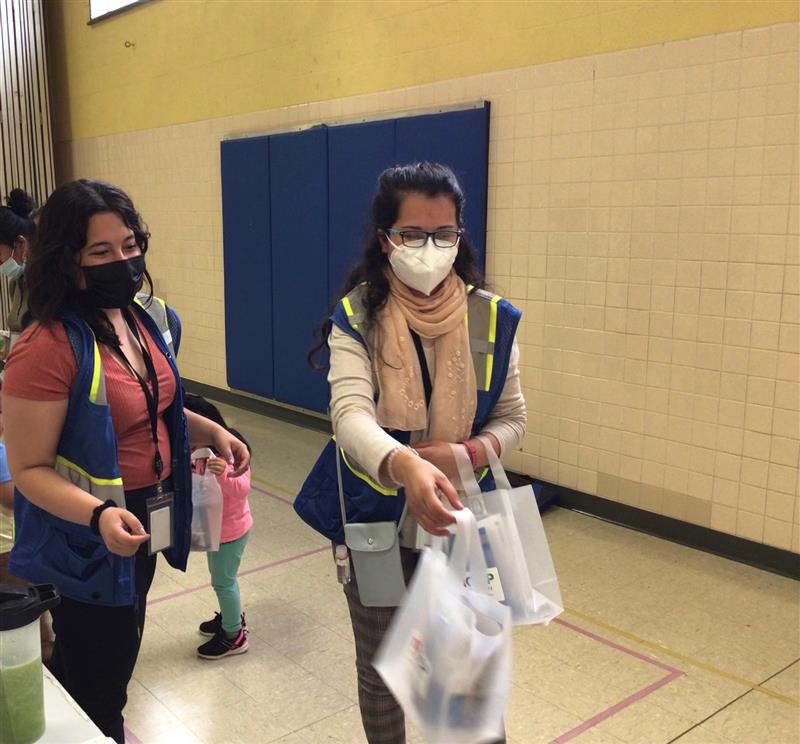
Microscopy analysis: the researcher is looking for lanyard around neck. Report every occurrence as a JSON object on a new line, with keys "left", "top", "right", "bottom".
{"left": 114, "top": 310, "right": 164, "bottom": 485}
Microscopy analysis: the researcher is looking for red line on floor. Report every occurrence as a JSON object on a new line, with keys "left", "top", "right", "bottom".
{"left": 550, "top": 669, "right": 683, "bottom": 744}
{"left": 146, "top": 545, "right": 328, "bottom": 606}
{"left": 548, "top": 618, "right": 684, "bottom": 743}
{"left": 124, "top": 725, "right": 146, "bottom": 744}
{"left": 554, "top": 617, "right": 682, "bottom": 674}
{"left": 250, "top": 481, "right": 294, "bottom": 506}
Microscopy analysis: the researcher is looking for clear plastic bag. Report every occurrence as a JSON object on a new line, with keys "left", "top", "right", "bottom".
{"left": 374, "top": 509, "right": 511, "bottom": 744}
{"left": 452, "top": 438, "right": 563, "bottom": 626}
{"left": 189, "top": 447, "right": 224, "bottom": 552}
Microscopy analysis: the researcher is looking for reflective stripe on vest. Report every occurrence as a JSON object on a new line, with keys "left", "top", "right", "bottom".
{"left": 337, "top": 440, "right": 398, "bottom": 497}
{"left": 341, "top": 297, "right": 359, "bottom": 330}
{"left": 55, "top": 455, "right": 126, "bottom": 506}
{"left": 333, "top": 434, "right": 488, "bottom": 497}
{"left": 89, "top": 338, "right": 107, "bottom": 404}
{"left": 134, "top": 294, "right": 174, "bottom": 355}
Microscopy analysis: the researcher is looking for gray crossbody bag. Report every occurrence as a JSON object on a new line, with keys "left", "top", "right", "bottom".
{"left": 336, "top": 445, "right": 407, "bottom": 607}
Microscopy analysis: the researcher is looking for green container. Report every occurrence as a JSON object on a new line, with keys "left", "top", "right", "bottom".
{"left": 0, "top": 657, "right": 45, "bottom": 744}
{"left": 0, "top": 584, "right": 60, "bottom": 744}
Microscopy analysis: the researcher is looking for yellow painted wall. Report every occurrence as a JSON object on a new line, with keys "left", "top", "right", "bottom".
{"left": 52, "top": 16, "right": 800, "bottom": 549}
{"left": 47, "top": 0, "right": 798, "bottom": 142}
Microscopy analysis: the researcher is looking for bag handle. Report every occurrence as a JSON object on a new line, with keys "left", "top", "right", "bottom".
{"left": 475, "top": 434, "right": 512, "bottom": 491}
{"left": 335, "top": 444, "right": 406, "bottom": 535}
{"left": 191, "top": 447, "right": 215, "bottom": 461}
{"left": 449, "top": 442, "right": 483, "bottom": 500}
{"left": 444, "top": 508, "right": 490, "bottom": 596}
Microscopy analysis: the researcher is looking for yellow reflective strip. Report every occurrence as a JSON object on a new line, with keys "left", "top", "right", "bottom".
{"left": 340, "top": 449, "right": 398, "bottom": 496}
{"left": 466, "top": 283, "right": 474, "bottom": 292}
{"left": 133, "top": 296, "right": 145, "bottom": 309}
{"left": 341, "top": 296, "right": 359, "bottom": 329}
{"left": 89, "top": 341, "right": 102, "bottom": 403}
{"left": 56, "top": 456, "right": 123, "bottom": 487}
{"left": 485, "top": 295, "right": 500, "bottom": 390}
{"left": 332, "top": 435, "right": 398, "bottom": 496}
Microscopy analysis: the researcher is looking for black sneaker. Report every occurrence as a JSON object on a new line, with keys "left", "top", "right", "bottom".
{"left": 198, "top": 612, "right": 222, "bottom": 637}
{"left": 198, "top": 612, "right": 246, "bottom": 637}
{"left": 197, "top": 627, "right": 249, "bottom": 660}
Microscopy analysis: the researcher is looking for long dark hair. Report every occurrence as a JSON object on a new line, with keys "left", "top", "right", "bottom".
{"left": 25, "top": 179, "right": 153, "bottom": 347}
{"left": 0, "top": 188, "right": 37, "bottom": 249}
{"left": 183, "top": 393, "right": 252, "bottom": 455}
{"left": 308, "top": 162, "right": 485, "bottom": 368}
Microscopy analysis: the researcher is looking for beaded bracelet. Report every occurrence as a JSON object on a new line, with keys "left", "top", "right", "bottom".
{"left": 386, "top": 445, "right": 419, "bottom": 486}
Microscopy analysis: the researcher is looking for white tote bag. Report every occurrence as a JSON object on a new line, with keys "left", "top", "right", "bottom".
{"left": 374, "top": 509, "right": 511, "bottom": 744}
{"left": 189, "top": 447, "right": 224, "bottom": 552}
{"left": 451, "top": 438, "right": 563, "bottom": 626}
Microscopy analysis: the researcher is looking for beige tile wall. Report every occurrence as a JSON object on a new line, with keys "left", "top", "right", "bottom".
{"left": 55, "top": 23, "right": 800, "bottom": 551}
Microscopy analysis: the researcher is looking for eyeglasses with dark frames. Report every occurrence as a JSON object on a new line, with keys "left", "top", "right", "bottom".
{"left": 384, "top": 228, "right": 463, "bottom": 249}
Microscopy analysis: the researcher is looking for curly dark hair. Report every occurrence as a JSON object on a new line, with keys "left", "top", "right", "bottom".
{"left": 25, "top": 179, "right": 153, "bottom": 347}
{"left": 308, "top": 162, "right": 485, "bottom": 369}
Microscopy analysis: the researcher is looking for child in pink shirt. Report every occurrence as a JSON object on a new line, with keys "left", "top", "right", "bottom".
{"left": 184, "top": 394, "right": 252, "bottom": 660}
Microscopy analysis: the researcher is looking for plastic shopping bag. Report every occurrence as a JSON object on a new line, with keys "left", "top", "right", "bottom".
{"left": 374, "top": 509, "right": 511, "bottom": 744}
{"left": 190, "top": 447, "right": 224, "bottom": 552}
{"left": 451, "top": 438, "right": 563, "bottom": 626}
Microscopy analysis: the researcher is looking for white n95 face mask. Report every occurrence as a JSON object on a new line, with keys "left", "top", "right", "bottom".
{"left": 387, "top": 236, "right": 459, "bottom": 296}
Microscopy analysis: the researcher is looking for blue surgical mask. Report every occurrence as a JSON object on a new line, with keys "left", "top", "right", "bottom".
{"left": 0, "top": 257, "right": 23, "bottom": 281}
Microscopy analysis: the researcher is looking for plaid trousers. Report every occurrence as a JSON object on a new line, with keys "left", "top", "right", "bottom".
{"left": 343, "top": 547, "right": 506, "bottom": 744}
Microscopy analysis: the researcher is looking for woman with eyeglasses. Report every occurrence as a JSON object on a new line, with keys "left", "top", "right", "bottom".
{"left": 297, "top": 162, "right": 526, "bottom": 743}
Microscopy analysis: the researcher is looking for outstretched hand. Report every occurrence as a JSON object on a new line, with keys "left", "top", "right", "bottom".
{"left": 393, "top": 451, "right": 463, "bottom": 537}
{"left": 211, "top": 428, "right": 250, "bottom": 477}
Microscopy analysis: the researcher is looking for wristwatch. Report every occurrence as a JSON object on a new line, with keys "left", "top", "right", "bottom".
{"left": 90, "top": 499, "right": 116, "bottom": 536}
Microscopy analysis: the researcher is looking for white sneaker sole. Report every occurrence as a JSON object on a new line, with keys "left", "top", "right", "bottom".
{"left": 197, "top": 640, "right": 249, "bottom": 660}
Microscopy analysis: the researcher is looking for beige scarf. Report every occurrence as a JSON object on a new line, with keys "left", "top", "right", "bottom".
{"left": 373, "top": 269, "right": 477, "bottom": 441}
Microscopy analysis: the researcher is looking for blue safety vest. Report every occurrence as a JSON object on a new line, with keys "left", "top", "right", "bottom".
{"left": 295, "top": 284, "right": 521, "bottom": 544}
{"left": 9, "top": 301, "right": 191, "bottom": 606}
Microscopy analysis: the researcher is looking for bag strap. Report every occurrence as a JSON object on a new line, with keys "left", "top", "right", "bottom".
{"left": 335, "top": 444, "right": 407, "bottom": 535}
{"left": 450, "top": 442, "right": 483, "bottom": 500}
{"left": 335, "top": 443, "right": 348, "bottom": 527}
{"left": 474, "top": 434, "right": 512, "bottom": 490}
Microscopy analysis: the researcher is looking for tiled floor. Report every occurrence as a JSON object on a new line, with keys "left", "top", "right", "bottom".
{"left": 123, "top": 401, "right": 800, "bottom": 744}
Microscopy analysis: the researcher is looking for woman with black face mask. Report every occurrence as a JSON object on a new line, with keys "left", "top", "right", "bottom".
{"left": 1, "top": 179, "right": 251, "bottom": 744}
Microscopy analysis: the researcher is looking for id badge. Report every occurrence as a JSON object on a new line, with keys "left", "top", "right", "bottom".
{"left": 146, "top": 491, "right": 174, "bottom": 555}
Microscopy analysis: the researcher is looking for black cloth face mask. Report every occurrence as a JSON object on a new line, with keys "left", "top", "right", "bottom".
{"left": 81, "top": 255, "right": 145, "bottom": 309}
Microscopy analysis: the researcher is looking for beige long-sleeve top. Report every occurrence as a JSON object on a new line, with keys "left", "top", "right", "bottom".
{"left": 328, "top": 324, "right": 527, "bottom": 488}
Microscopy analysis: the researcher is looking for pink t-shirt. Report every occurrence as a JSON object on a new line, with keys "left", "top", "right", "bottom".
{"left": 218, "top": 464, "right": 252, "bottom": 543}
{"left": 193, "top": 458, "right": 252, "bottom": 543}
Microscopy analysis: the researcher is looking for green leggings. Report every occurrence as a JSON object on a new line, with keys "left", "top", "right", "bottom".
{"left": 207, "top": 530, "right": 251, "bottom": 634}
